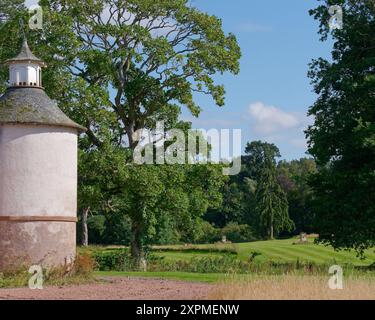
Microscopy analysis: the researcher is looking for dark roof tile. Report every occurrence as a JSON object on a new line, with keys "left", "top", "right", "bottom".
{"left": 0, "top": 87, "right": 85, "bottom": 131}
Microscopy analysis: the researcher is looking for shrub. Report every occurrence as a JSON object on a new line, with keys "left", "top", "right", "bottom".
{"left": 148, "top": 256, "right": 247, "bottom": 273}
{"left": 195, "top": 221, "right": 221, "bottom": 244}
{"left": 0, "top": 252, "right": 95, "bottom": 288}
{"left": 93, "top": 249, "right": 135, "bottom": 271}
{"left": 72, "top": 252, "right": 97, "bottom": 276}
{"left": 221, "top": 223, "right": 256, "bottom": 243}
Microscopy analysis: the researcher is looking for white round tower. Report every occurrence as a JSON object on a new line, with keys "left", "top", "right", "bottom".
{"left": 0, "top": 39, "right": 85, "bottom": 270}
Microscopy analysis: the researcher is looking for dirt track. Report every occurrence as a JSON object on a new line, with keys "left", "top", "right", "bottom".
{"left": 0, "top": 277, "right": 213, "bottom": 300}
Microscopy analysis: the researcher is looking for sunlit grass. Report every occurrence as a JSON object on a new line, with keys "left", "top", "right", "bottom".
{"left": 208, "top": 275, "right": 375, "bottom": 300}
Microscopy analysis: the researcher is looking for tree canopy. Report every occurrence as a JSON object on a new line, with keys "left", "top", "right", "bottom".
{"left": 246, "top": 142, "right": 294, "bottom": 239}
{"left": 307, "top": 0, "right": 375, "bottom": 253}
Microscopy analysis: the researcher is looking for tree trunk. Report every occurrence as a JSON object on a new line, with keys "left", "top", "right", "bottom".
{"left": 270, "top": 224, "right": 274, "bottom": 240}
{"left": 126, "top": 121, "right": 137, "bottom": 150}
{"left": 269, "top": 214, "right": 274, "bottom": 240}
{"left": 130, "top": 221, "right": 147, "bottom": 271}
{"left": 81, "top": 207, "right": 89, "bottom": 247}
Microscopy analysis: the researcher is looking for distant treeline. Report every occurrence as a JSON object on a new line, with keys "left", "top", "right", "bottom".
{"left": 78, "top": 141, "right": 316, "bottom": 246}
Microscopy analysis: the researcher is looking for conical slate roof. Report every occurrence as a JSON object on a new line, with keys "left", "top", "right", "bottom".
{"left": 0, "top": 39, "right": 85, "bottom": 131}
{"left": 5, "top": 39, "right": 46, "bottom": 66}
{"left": 0, "top": 87, "right": 85, "bottom": 131}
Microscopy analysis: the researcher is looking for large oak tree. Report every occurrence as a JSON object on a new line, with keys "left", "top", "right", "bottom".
{"left": 307, "top": 0, "right": 375, "bottom": 254}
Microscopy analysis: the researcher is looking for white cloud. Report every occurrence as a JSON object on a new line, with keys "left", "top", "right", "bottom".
{"left": 247, "top": 102, "right": 315, "bottom": 156}
{"left": 248, "top": 102, "right": 301, "bottom": 135}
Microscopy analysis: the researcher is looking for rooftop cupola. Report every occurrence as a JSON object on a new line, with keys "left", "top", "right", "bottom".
{"left": 5, "top": 38, "right": 46, "bottom": 88}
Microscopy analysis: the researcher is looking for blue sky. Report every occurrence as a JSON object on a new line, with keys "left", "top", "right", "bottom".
{"left": 25, "top": 0, "right": 333, "bottom": 160}
{"left": 181, "top": 0, "right": 333, "bottom": 160}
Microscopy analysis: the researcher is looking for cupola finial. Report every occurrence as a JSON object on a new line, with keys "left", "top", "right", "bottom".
{"left": 19, "top": 18, "right": 26, "bottom": 42}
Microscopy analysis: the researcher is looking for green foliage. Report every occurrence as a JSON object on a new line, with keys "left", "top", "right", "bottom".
{"left": 195, "top": 221, "right": 222, "bottom": 243}
{"left": 206, "top": 142, "right": 315, "bottom": 241}
{"left": 277, "top": 159, "right": 317, "bottom": 234}
{"left": 92, "top": 248, "right": 247, "bottom": 274}
{"left": 307, "top": 0, "right": 375, "bottom": 254}
{"left": 78, "top": 157, "right": 226, "bottom": 251}
{"left": 152, "top": 215, "right": 181, "bottom": 245}
{"left": 245, "top": 142, "right": 294, "bottom": 239}
{"left": 102, "top": 214, "right": 132, "bottom": 245}
{"left": 78, "top": 213, "right": 132, "bottom": 246}
{"left": 243, "top": 141, "right": 281, "bottom": 180}
{"left": 221, "top": 222, "right": 256, "bottom": 243}
{"left": 256, "top": 162, "right": 294, "bottom": 239}
{"left": 92, "top": 249, "right": 134, "bottom": 271}
{"left": 196, "top": 222, "right": 255, "bottom": 244}
{"left": 81, "top": 215, "right": 106, "bottom": 244}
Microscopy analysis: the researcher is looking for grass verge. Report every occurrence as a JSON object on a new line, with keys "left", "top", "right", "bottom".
{"left": 95, "top": 271, "right": 229, "bottom": 283}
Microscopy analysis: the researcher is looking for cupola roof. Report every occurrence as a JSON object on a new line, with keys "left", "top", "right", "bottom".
{"left": 0, "top": 87, "right": 85, "bottom": 131}
{"left": 5, "top": 39, "right": 46, "bottom": 67}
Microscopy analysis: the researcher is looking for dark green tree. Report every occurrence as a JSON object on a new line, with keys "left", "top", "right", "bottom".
{"left": 277, "top": 158, "right": 317, "bottom": 234}
{"left": 256, "top": 158, "right": 294, "bottom": 239}
{"left": 204, "top": 161, "right": 258, "bottom": 233}
{"left": 243, "top": 141, "right": 281, "bottom": 181}
{"left": 307, "top": 0, "right": 375, "bottom": 254}
{"left": 246, "top": 142, "right": 294, "bottom": 239}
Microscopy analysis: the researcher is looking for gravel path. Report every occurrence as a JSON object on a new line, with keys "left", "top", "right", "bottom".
{"left": 0, "top": 277, "right": 213, "bottom": 300}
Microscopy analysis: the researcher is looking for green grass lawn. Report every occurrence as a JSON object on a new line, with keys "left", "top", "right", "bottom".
{"left": 153, "top": 250, "right": 230, "bottom": 261}
{"left": 95, "top": 271, "right": 230, "bottom": 283}
{"left": 235, "top": 238, "right": 375, "bottom": 266}
{"left": 154, "top": 237, "right": 375, "bottom": 266}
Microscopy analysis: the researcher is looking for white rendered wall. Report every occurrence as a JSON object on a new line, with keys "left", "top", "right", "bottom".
{"left": 9, "top": 63, "right": 41, "bottom": 87}
{"left": 0, "top": 124, "right": 78, "bottom": 218}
